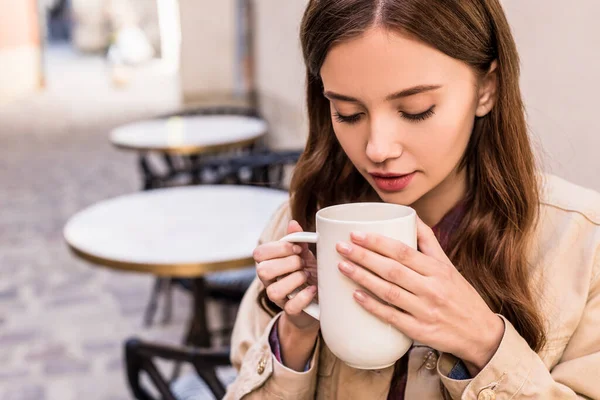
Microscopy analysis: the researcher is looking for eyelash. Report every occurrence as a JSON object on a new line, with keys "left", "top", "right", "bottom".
{"left": 334, "top": 106, "right": 436, "bottom": 125}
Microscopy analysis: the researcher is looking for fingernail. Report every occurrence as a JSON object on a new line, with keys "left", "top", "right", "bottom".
{"left": 351, "top": 231, "right": 366, "bottom": 242}
{"left": 304, "top": 269, "right": 311, "bottom": 278}
{"left": 354, "top": 290, "right": 367, "bottom": 302}
{"left": 338, "top": 261, "right": 354, "bottom": 274}
{"left": 337, "top": 242, "right": 352, "bottom": 255}
{"left": 292, "top": 245, "right": 302, "bottom": 254}
{"left": 308, "top": 285, "right": 317, "bottom": 293}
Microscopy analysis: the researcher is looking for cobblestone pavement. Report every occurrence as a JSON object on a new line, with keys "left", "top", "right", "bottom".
{"left": 0, "top": 44, "right": 216, "bottom": 399}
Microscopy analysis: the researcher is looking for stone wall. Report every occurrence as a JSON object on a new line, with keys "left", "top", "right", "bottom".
{"left": 250, "top": 0, "right": 308, "bottom": 150}
{"left": 178, "top": 0, "right": 237, "bottom": 103}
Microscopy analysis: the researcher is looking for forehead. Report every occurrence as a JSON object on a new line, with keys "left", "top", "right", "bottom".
{"left": 320, "top": 27, "right": 474, "bottom": 98}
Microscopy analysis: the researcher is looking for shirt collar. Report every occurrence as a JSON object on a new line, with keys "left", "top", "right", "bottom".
{"left": 431, "top": 200, "right": 467, "bottom": 252}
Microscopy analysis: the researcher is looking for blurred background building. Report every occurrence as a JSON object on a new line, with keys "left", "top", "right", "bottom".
{"left": 0, "top": 1, "right": 598, "bottom": 399}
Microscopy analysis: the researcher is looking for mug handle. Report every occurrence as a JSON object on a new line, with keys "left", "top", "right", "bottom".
{"left": 279, "top": 232, "right": 320, "bottom": 320}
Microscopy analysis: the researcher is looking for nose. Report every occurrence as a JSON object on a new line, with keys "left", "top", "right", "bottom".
{"left": 365, "top": 123, "right": 403, "bottom": 164}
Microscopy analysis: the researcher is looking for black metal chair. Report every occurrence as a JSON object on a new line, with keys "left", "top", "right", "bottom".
{"left": 125, "top": 338, "right": 232, "bottom": 400}
{"left": 125, "top": 149, "right": 303, "bottom": 399}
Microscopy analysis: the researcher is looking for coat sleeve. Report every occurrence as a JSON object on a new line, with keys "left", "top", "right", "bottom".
{"left": 438, "top": 252, "right": 600, "bottom": 400}
{"left": 224, "top": 201, "right": 321, "bottom": 400}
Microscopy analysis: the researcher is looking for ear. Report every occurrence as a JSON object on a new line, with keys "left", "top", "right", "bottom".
{"left": 475, "top": 60, "right": 498, "bottom": 117}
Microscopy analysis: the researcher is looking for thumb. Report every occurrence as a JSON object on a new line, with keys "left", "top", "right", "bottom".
{"left": 287, "top": 220, "right": 304, "bottom": 234}
{"left": 416, "top": 216, "right": 451, "bottom": 265}
{"left": 286, "top": 220, "right": 311, "bottom": 254}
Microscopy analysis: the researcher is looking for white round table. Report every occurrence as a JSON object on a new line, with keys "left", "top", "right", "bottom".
{"left": 64, "top": 185, "right": 287, "bottom": 276}
{"left": 64, "top": 185, "right": 288, "bottom": 346}
{"left": 110, "top": 115, "right": 268, "bottom": 155}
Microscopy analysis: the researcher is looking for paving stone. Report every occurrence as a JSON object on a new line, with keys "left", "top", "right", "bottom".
{"left": 105, "top": 356, "right": 124, "bottom": 372}
{"left": 1, "top": 384, "right": 44, "bottom": 400}
{"left": 105, "top": 285, "right": 150, "bottom": 303}
{"left": 44, "top": 293, "right": 100, "bottom": 308}
{"left": 118, "top": 303, "right": 147, "bottom": 317}
{"left": 0, "top": 347, "right": 12, "bottom": 365}
{"left": 43, "top": 356, "right": 91, "bottom": 376}
{"left": 0, "top": 369, "right": 29, "bottom": 381}
{"left": 0, "top": 298, "right": 27, "bottom": 314}
{"left": 49, "top": 272, "right": 95, "bottom": 294}
{"left": 0, "top": 329, "right": 39, "bottom": 346}
{"left": 82, "top": 339, "right": 119, "bottom": 354}
{"left": 0, "top": 286, "right": 19, "bottom": 301}
{"left": 25, "top": 342, "right": 67, "bottom": 361}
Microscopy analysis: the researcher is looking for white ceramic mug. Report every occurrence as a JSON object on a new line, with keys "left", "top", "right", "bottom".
{"left": 280, "top": 202, "right": 416, "bottom": 370}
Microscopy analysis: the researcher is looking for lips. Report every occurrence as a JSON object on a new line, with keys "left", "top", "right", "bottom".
{"left": 369, "top": 172, "right": 416, "bottom": 192}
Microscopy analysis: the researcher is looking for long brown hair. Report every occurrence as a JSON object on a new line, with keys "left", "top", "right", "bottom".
{"left": 263, "top": 0, "right": 546, "bottom": 390}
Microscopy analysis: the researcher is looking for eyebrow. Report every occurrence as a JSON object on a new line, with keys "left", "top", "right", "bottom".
{"left": 323, "top": 84, "right": 442, "bottom": 103}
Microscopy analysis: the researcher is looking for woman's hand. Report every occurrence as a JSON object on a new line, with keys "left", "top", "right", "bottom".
{"left": 335, "top": 216, "right": 504, "bottom": 373}
{"left": 254, "top": 220, "right": 319, "bottom": 331}
{"left": 254, "top": 220, "right": 320, "bottom": 371}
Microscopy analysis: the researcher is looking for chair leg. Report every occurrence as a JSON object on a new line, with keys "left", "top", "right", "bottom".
{"left": 139, "top": 154, "right": 158, "bottom": 190}
{"left": 162, "top": 278, "right": 173, "bottom": 325}
{"left": 195, "top": 368, "right": 227, "bottom": 399}
{"left": 125, "top": 339, "right": 157, "bottom": 400}
{"left": 125, "top": 337, "right": 231, "bottom": 399}
{"left": 142, "top": 359, "right": 178, "bottom": 400}
{"left": 188, "top": 155, "right": 203, "bottom": 184}
{"left": 144, "top": 277, "right": 167, "bottom": 327}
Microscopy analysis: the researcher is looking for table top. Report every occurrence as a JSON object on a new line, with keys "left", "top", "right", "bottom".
{"left": 64, "top": 185, "right": 289, "bottom": 277}
{"left": 110, "top": 115, "right": 267, "bottom": 155}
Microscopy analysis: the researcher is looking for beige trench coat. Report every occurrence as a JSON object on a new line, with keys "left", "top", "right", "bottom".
{"left": 225, "top": 175, "right": 600, "bottom": 399}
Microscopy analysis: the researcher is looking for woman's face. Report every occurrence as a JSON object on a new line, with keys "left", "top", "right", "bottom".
{"left": 320, "top": 27, "right": 496, "bottom": 220}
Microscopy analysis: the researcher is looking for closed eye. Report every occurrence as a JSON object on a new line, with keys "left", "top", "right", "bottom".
{"left": 333, "top": 112, "right": 363, "bottom": 125}
{"left": 401, "top": 106, "right": 435, "bottom": 122}
{"left": 334, "top": 106, "right": 436, "bottom": 125}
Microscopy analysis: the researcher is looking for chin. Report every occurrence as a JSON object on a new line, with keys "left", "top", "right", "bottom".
{"left": 373, "top": 186, "right": 425, "bottom": 207}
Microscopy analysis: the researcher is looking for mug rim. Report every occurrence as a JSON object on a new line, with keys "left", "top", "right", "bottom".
{"left": 316, "top": 202, "right": 415, "bottom": 224}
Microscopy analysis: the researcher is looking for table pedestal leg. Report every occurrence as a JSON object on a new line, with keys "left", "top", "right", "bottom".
{"left": 185, "top": 277, "right": 211, "bottom": 348}
{"left": 171, "top": 277, "right": 211, "bottom": 382}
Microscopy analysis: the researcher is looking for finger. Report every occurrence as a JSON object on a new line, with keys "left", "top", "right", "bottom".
{"left": 286, "top": 220, "right": 316, "bottom": 278}
{"left": 287, "top": 220, "right": 303, "bottom": 234}
{"left": 349, "top": 232, "right": 436, "bottom": 276}
{"left": 284, "top": 285, "right": 317, "bottom": 316}
{"left": 338, "top": 260, "right": 424, "bottom": 316}
{"left": 415, "top": 216, "right": 451, "bottom": 265}
{"left": 336, "top": 241, "right": 425, "bottom": 294}
{"left": 256, "top": 255, "right": 305, "bottom": 284}
{"left": 353, "top": 290, "right": 418, "bottom": 338}
{"left": 253, "top": 241, "right": 302, "bottom": 263}
{"left": 265, "top": 270, "right": 309, "bottom": 304}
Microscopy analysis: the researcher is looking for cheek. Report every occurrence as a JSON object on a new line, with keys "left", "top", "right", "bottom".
{"left": 333, "top": 125, "right": 368, "bottom": 162}
{"left": 415, "top": 105, "right": 475, "bottom": 174}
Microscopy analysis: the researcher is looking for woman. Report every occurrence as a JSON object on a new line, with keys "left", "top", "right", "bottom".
{"left": 225, "top": 1, "right": 600, "bottom": 398}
